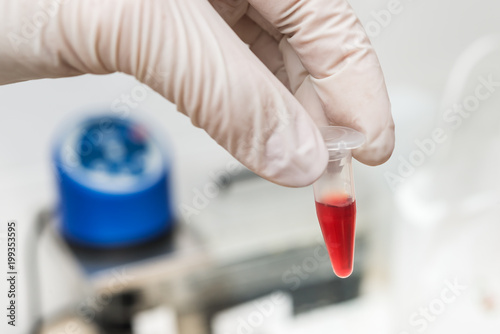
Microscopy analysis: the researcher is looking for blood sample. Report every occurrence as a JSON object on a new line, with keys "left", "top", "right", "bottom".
{"left": 312, "top": 126, "right": 365, "bottom": 278}
{"left": 315, "top": 194, "right": 356, "bottom": 278}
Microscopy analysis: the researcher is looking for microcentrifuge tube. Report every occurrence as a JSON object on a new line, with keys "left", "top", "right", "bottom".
{"left": 313, "top": 126, "right": 365, "bottom": 278}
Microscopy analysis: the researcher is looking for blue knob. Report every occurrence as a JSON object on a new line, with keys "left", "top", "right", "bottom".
{"left": 52, "top": 115, "right": 174, "bottom": 248}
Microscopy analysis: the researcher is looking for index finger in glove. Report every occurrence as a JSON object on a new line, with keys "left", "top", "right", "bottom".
{"left": 247, "top": 0, "right": 395, "bottom": 165}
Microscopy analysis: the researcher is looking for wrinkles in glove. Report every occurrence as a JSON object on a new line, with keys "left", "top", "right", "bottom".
{"left": 0, "top": 0, "right": 395, "bottom": 187}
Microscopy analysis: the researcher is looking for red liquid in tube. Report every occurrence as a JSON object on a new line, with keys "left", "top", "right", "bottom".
{"left": 315, "top": 194, "right": 356, "bottom": 278}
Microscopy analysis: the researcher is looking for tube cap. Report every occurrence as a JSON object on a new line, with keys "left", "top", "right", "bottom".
{"left": 319, "top": 126, "right": 366, "bottom": 151}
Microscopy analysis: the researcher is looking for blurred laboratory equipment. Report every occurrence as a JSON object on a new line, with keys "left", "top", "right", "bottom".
{"left": 313, "top": 126, "right": 365, "bottom": 278}
{"left": 36, "top": 143, "right": 368, "bottom": 334}
{"left": 390, "top": 34, "right": 500, "bottom": 333}
{"left": 52, "top": 115, "right": 174, "bottom": 248}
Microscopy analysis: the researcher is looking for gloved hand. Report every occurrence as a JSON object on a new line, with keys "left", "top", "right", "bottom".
{"left": 0, "top": 0, "right": 394, "bottom": 187}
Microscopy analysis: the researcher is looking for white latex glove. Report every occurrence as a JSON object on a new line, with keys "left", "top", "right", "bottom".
{"left": 0, "top": 0, "right": 394, "bottom": 187}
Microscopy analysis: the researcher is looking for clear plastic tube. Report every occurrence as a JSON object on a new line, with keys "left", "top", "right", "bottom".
{"left": 313, "top": 126, "right": 365, "bottom": 278}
